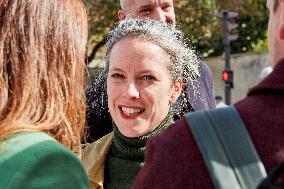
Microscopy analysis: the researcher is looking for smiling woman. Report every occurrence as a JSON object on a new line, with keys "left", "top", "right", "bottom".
{"left": 107, "top": 38, "right": 177, "bottom": 138}
{"left": 82, "top": 19, "right": 199, "bottom": 189}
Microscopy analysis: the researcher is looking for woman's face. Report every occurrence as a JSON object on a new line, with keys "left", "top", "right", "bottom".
{"left": 107, "top": 38, "right": 181, "bottom": 137}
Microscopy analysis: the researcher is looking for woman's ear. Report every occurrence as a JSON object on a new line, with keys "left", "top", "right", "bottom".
{"left": 170, "top": 79, "right": 183, "bottom": 104}
{"left": 279, "top": 0, "right": 284, "bottom": 39}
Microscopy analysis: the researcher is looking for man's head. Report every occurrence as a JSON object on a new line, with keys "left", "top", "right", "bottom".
{"left": 215, "top": 96, "right": 223, "bottom": 104}
{"left": 267, "top": 0, "right": 284, "bottom": 67}
{"left": 118, "top": 0, "right": 175, "bottom": 25}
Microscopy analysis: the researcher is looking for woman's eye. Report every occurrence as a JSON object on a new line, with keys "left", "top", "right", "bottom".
{"left": 142, "top": 75, "right": 155, "bottom": 81}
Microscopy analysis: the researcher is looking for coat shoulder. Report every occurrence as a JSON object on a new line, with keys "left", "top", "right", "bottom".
{"left": 82, "top": 133, "right": 114, "bottom": 187}
{"left": 82, "top": 133, "right": 114, "bottom": 162}
{"left": 0, "top": 132, "right": 89, "bottom": 189}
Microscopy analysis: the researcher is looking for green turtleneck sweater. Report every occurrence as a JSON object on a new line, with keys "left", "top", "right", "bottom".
{"left": 104, "top": 112, "right": 174, "bottom": 189}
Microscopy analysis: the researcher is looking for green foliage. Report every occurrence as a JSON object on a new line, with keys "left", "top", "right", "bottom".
{"left": 176, "top": 0, "right": 268, "bottom": 57}
{"left": 85, "top": 0, "right": 268, "bottom": 59}
{"left": 85, "top": 0, "right": 119, "bottom": 52}
{"left": 251, "top": 37, "right": 268, "bottom": 53}
{"left": 229, "top": 0, "right": 268, "bottom": 55}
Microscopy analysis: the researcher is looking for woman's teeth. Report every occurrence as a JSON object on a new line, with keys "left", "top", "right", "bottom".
{"left": 121, "top": 107, "right": 144, "bottom": 116}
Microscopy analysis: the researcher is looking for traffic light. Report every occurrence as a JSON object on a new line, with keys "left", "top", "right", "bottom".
{"left": 222, "top": 70, "right": 234, "bottom": 88}
{"left": 216, "top": 11, "right": 239, "bottom": 43}
{"left": 216, "top": 11, "right": 238, "bottom": 104}
{"left": 222, "top": 11, "right": 239, "bottom": 43}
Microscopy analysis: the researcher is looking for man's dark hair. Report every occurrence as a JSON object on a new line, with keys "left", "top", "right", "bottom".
{"left": 215, "top": 96, "right": 223, "bottom": 101}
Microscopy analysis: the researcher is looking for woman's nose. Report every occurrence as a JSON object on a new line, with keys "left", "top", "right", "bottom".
{"left": 125, "top": 82, "right": 140, "bottom": 99}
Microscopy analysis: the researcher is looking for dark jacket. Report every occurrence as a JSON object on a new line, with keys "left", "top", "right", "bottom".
{"left": 86, "top": 61, "right": 215, "bottom": 142}
{"left": 132, "top": 59, "right": 284, "bottom": 189}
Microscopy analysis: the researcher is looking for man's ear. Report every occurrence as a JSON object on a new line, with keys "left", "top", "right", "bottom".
{"left": 118, "top": 10, "right": 127, "bottom": 20}
{"left": 170, "top": 79, "right": 183, "bottom": 104}
{"left": 279, "top": 0, "right": 284, "bottom": 39}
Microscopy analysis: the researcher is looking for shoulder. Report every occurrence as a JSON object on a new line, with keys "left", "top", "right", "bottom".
{"left": 147, "top": 119, "right": 191, "bottom": 151}
{"left": 0, "top": 132, "right": 89, "bottom": 189}
{"left": 196, "top": 60, "right": 213, "bottom": 85}
{"left": 134, "top": 119, "right": 213, "bottom": 188}
{"left": 82, "top": 133, "right": 113, "bottom": 171}
{"left": 82, "top": 133, "right": 113, "bottom": 186}
{"left": 140, "top": 119, "right": 194, "bottom": 167}
{"left": 198, "top": 60, "right": 212, "bottom": 75}
{"left": 0, "top": 132, "right": 56, "bottom": 163}
{"left": 83, "top": 133, "right": 114, "bottom": 157}
{"left": 0, "top": 132, "right": 74, "bottom": 159}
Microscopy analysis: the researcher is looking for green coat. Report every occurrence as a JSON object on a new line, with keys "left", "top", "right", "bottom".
{"left": 0, "top": 132, "right": 89, "bottom": 189}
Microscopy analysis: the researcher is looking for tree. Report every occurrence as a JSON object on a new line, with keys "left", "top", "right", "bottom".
{"left": 175, "top": 0, "right": 268, "bottom": 57}
{"left": 85, "top": 0, "right": 120, "bottom": 62}
{"left": 85, "top": 0, "right": 268, "bottom": 62}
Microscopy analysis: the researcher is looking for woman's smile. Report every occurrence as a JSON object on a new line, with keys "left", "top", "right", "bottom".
{"left": 119, "top": 106, "right": 145, "bottom": 119}
{"left": 107, "top": 37, "right": 178, "bottom": 137}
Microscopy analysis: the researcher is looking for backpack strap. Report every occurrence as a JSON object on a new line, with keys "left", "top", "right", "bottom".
{"left": 185, "top": 106, "right": 267, "bottom": 189}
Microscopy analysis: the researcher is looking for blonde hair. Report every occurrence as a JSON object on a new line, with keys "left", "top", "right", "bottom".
{"left": 0, "top": 0, "right": 88, "bottom": 156}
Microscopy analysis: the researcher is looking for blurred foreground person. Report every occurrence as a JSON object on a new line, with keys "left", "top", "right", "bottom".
{"left": 82, "top": 19, "right": 200, "bottom": 189}
{"left": 86, "top": 0, "right": 215, "bottom": 142}
{"left": 133, "top": 0, "right": 284, "bottom": 188}
{"left": 0, "top": 0, "right": 89, "bottom": 188}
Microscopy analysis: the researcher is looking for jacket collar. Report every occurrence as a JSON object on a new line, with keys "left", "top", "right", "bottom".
{"left": 248, "top": 59, "right": 284, "bottom": 96}
{"left": 82, "top": 133, "right": 114, "bottom": 188}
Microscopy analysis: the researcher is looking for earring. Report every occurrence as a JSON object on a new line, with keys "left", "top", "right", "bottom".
{"left": 168, "top": 98, "right": 174, "bottom": 106}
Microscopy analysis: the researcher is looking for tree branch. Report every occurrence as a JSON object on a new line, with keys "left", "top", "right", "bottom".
{"left": 87, "top": 36, "right": 107, "bottom": 63}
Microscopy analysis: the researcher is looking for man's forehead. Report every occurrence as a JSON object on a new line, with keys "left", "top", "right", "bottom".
{"left": 266, "top": 0, "right": 272, "bottom": 9}
{"left": 266, "top": 0, "right": 279, "bottom": 12}
{"left": 126, "top": 0, "right": 173, "bottom": 8}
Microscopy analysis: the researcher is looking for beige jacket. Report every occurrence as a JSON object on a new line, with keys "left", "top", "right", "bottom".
{"left": 82, "top": 133, "right": 114, "bottom": 189}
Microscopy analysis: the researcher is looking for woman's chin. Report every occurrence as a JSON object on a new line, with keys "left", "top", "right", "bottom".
{"left": 119, "top": 127, "right": 147, "bottom": 138}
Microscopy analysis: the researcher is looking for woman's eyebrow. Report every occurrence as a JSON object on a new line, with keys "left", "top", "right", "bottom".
{"left": 108, "top": 67, "right": 125, "bottom": 73}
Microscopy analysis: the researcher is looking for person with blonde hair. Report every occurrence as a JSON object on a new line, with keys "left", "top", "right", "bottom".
{"left": 0, "top": 0, "right": 89, "bottom": 188}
